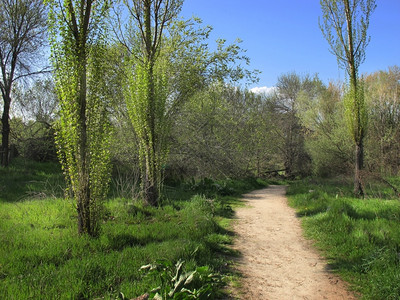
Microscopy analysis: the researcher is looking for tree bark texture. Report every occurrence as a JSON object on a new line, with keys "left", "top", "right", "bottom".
{"left": 76, "top": 49, "right": 92, "bottom": 236}
{"left": 354, "top": 141, "right": 364, "bottom": 197}
{"left": 1, "top": 94, "right": 11, "bottom": 166}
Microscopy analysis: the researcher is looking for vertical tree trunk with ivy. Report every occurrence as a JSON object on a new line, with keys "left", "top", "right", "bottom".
{"left": 320, "top": 0, "right": 375, "bottom": 197}
{"left": 47, "top": 0, "right": 111, "bottom": 236}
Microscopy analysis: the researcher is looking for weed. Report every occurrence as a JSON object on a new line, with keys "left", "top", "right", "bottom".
{"left": 139, "top": 259, "right": 223, "bottom": 299}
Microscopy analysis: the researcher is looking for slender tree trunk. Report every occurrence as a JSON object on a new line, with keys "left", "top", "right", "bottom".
{"left": 144, "top": 157, "right": 158, "bottom": 206}
{"left": 1, "top": 93, "right": 11, "bottom": 167}
{"left": 141, "top": 0, "right": 159, "bottom": 206}
{"left": 354, "top": 140, "right": 364, "bottom": 197}
{"left": 344, "top": 0, "right": 365, "bottom": 197}
{"left": 144, "top": 63, "right": 159, "bottom": 206}
{"left": 76, "top": 43, "right": 93, "bottom": 235}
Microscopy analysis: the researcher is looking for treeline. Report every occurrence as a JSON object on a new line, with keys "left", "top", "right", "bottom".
{"left": 9, "top": 66, "right": 400, "bottom": 180}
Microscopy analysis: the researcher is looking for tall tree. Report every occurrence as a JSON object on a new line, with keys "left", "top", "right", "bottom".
{"left": 123, "top": 0, "right": 183, "bottom": 206}
{"left": 46, "top": 0, "right": 111, "bottom": 236}
{"left": 320, "top": 0, "right": 376, "bottom": 196}
{"left": 0, "top": 0, "right": 47, "bottom": 166}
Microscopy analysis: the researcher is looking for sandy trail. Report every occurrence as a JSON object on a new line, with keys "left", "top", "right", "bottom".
{"left": 231, "top": 185, "right": 356, "bottom": 300}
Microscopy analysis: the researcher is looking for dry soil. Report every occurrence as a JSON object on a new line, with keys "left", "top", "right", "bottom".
{"left": 231, "top": 185, "right": 356, "bottom": 299}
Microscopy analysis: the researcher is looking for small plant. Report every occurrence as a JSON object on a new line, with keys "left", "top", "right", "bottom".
{"left": 139, "top": 259, "right": 223, "bottom": 299}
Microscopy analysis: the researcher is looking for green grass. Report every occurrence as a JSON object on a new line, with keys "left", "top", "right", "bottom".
{"left": 288, "top": 179, "right": 400, "bottom": 300}
{"left": 0, "top": 159, "right": 267, "bottom": 299}
{"left": 0, "top": 158, "right": 65, "bottom": 202}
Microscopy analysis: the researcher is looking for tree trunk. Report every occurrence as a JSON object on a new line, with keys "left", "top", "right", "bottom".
{"left": 1, "top": 93, "right": 11, "bottom": 167}
{"left": 76, "top": 43, "right": 94, "bottom": 236}
{"left": 142, "top": 1, "right": 159, "bottom": 206}
{"left": 143, "top": 86, "right": 159, "bottom": 207}
{"left": 354, "top": 140, "right": 364, "bottom": 197}
{"left": 144, "top": 163, "right": 158, "bottom": 206}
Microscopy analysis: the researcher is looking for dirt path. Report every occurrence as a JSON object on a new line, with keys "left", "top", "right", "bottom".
{"left": 231, "top": 185, "right": 356, "bottom": 299}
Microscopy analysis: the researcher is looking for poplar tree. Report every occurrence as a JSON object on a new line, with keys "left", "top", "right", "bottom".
{"left": 123, "top": 0, "right": 183, "bottom": 206}
{"left": 320, "top": 0, "right": 376, "bottom": 196}
{"left": 46, "top": 0, "right": 111, "bottom": 236}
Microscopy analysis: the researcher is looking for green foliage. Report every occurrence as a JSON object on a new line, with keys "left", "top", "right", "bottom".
{"left": 140, "top": 259, "right": 223, "bottom": 299}
{"left": 125, "top": 59, "right": 170, "bottom": 201}
{"left": 171, "top": 84, "right": 272, "bottom": 178}
{"left": 364, "top": 66, "right": 400, "bottom": 175}
{"left": 186, "top": 177, "right": 267, "bottom": 199}
{"left": 319, "top": 0, "right": 376, "bottom": 77}
{"left": 297, "top": 81, "right": 353, "bottom": 176}
{"left": 10, "top": 118, "right": 57, "bottom": 162}
{"left": 288, "top": 179, "right": 400, "bottom": 299}
{"left": 47, "top": 0, "right": 112, "bottom": 236}
{"left": 273, "top": 72, "right": 324, "bottom": 177}
{"left": 343, "top": 79, "right": 368, "bottom": 144}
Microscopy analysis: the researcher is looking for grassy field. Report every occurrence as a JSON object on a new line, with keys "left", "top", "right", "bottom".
{"left": 0, "top": 158, "right": 266, "bottom": 299}
{"left": 287, "top": 178, "right": 400, "bottom": 300}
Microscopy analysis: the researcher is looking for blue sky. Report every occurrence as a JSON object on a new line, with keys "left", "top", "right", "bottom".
{"left": 180, "top": 0, "right": 400, "bottom": 91}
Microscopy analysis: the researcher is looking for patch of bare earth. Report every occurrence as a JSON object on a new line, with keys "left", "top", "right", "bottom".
{"left": 230, "top": 185, "right": 356, "bottom": 299}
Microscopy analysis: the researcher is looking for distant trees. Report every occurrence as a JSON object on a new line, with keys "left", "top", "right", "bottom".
{"left": 364, "top": 66, "right": 400, "bottom": 175}
{"left": 271, "top": 73, "right": 324, "bottom": 177}
{"left": 0, "top": 0, "right": 47, "bottom": 166}
{"left": 171, "top": 84, "right": 268, "bottom": 178}
{"left": 47, "top": 0, "right": 111, "bottom": 236}
{"left": 297, "top": 81, "right": 353, "bottom": 176}
{"left": 320, "top": 0, "right": 376, "bottom": 196}
{"left": 12, "top": 78, "right": 58, "bottom": 161}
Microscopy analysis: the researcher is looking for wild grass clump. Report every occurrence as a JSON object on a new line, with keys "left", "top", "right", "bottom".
{"left": 288, "top": 179, "right": 400, "bottom": 299}
{"left": 0, "top": 159, "right": 260, "bottom": 299}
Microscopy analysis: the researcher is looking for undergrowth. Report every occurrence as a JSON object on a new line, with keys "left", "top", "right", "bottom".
{"left": 0, "top": 158, "right": 267, "bottom": 299}
{"left": 288, "top": 178, "right": 400, "bottom": 300}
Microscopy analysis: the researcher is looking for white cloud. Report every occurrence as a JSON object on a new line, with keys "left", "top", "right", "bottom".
{"left": 250, "top": 86, "right": 276, "bottom": 95}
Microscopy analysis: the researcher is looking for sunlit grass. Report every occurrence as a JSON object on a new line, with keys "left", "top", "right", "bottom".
{"left": 0, "top": 159, "right": 266, "bottom": 299}
{"left": 288, "top": 179, "right": 400, "bottom": 299}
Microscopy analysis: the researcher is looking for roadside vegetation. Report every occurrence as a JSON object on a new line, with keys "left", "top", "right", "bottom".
{"left": 0, "top": 158, "right": 266, "bottom": 299}
{"left": 287, "top": 178, "right": 400, "bottom": 299}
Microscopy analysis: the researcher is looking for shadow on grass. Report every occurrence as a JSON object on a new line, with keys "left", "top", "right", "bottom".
{"left": 107, "top": 233, "right": 163, "bottom": 251}
{"left": 0, "top": 159, "right": 64, "bottom": 202}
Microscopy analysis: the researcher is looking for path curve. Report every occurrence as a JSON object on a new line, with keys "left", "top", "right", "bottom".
{"left": 231, "top": 185, "right": 356, "bottom": 299}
